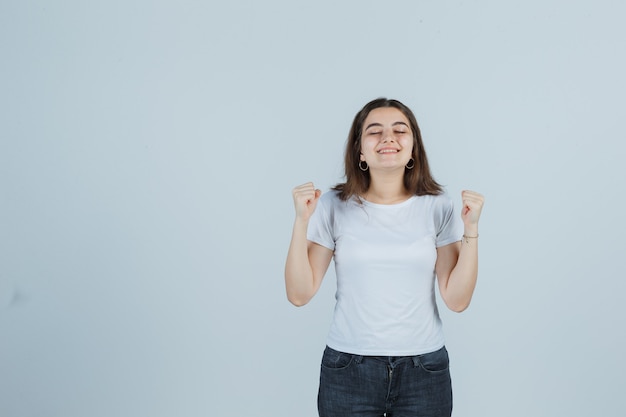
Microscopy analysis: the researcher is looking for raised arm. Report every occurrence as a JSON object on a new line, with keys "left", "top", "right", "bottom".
{"left": 285, "top": 183, "right": 334, "bottom": 307}
{"left": 436, "top": 190, "right": 485, "bottom": 312}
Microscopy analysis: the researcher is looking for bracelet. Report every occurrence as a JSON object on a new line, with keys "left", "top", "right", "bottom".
{"left": 462, "top": 234, "right": 479, "bottom": 244}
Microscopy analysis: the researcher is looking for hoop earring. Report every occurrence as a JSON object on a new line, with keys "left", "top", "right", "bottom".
{"left": 359, "top": 161, "right": 369, "bottom": 171}
{"left": 405, "top": 158, "right": 415, "bottom": 170}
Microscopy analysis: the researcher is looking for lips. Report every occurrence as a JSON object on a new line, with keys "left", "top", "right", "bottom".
{"left": 377, "top": 148, "right": 400, "bottom": 154}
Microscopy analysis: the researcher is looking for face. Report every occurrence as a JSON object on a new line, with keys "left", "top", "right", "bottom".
{"left": 359, "top": 107, "right": 414, "bottom": 171}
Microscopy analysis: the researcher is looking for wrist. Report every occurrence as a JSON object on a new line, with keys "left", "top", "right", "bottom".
{"left": 462, "top": 233, "right": 479, "bottom": 244}
{"left": 463, "top": 225, "right": 478, "bottom": 236}
{"left": 294, "top": 216, "right": 310, "bottom": 228}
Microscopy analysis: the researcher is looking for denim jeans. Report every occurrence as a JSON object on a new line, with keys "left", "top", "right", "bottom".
{"left": 318, "top": 346, "right": 453, "bottom": 417}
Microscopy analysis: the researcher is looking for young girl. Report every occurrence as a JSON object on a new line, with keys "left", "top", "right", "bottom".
{"left": 285, "top": 98, "right": 484, "bottom": 417}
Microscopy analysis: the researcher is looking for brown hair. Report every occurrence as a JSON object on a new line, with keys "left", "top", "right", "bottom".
{"left": 333, "top": 98, "right": 443, "bottom": 201}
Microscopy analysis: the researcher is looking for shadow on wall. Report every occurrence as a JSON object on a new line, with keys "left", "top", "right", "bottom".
{"left": 0, "top": 280, "right": 28, "bottom": 311}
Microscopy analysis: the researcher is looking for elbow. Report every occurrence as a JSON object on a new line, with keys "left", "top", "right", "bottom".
{"left": 286, "top": 293, "right": 312, "bottom": 307}
{"left": 285, "top": 276, "right": 316, "bottom": 307}
{"left": 449, "top": 303, "right": 469, "bottom": 313}
{"left": 444, "top": 297, "right": 472, "bottom": 313}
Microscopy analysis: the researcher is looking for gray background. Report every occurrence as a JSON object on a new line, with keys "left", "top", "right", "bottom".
{"left": 1, "top": 1, "right": 625, "bottom": 416}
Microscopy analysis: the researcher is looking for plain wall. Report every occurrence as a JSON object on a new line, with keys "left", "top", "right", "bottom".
{"left": 1, "top": 1, "right": 625, "bottom": 416}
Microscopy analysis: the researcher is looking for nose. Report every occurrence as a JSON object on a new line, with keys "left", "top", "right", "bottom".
{"left": 382, "top": 136, "right": 395, "bottom": 143}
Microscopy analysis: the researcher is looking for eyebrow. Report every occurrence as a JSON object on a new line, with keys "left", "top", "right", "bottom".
{"left": 364, "top": 121, "right": 410, "bottom": 130}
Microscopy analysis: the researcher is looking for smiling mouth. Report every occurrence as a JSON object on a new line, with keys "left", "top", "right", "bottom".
{"left": 378, "top": 149, "right": 399, "bottom": 154}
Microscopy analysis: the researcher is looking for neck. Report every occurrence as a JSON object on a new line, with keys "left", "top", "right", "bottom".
{"left": 364, "top": 171, "right": 411, "bottom": 204}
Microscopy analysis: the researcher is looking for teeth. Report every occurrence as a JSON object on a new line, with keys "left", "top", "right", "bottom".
{"left": 378, "top": 149, "right": 398, "bottom": 153}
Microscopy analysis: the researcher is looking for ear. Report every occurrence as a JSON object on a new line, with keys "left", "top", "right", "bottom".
{"left": 359, "top": 153, "right": 365, "bottom": 161}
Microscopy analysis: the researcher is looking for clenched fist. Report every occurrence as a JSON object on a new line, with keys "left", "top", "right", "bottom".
{"left": 292, "top": 182, "right": 322, "bottom": 222}
{"left": 460, "top": 190, "right": 485, "bottom": 228}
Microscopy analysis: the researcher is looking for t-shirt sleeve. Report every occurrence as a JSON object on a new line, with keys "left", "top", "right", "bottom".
{"left": 306, "top": 194, "right": 336, "bottom": 250}
{"left": 435, "top": 194, "right": 463, "bottom": 247}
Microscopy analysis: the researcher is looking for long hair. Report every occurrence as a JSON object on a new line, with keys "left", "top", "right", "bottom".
{"left": 333, "top": 98, "right": 443, "bottom": 201}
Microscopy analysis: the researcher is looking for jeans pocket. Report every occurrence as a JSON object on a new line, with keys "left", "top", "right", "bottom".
{"left": 321, "top": 346, "right": 354, "bottom": 370}
{"left": 417, "top": 346, "right": 450, "bottom": 373}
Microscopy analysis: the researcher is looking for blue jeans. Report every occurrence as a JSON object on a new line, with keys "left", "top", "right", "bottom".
{"left": 318, "top": 346, "right": 453, "bottom": 417}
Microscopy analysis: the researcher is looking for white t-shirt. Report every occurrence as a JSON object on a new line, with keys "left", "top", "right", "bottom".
{"left": 307, "top": 190, "right": 463, "bottom": 356}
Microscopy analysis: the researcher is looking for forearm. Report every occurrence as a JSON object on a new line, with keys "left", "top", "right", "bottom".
{"left": 445, "top": 228, "right": 479, "bottom": 312}
{"left": 284, "top": 219, "right": 315, "bottom": 306}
